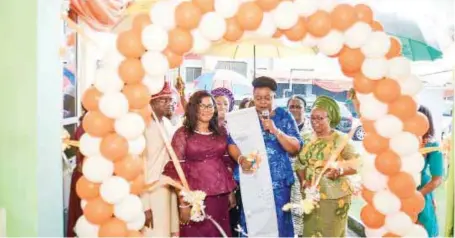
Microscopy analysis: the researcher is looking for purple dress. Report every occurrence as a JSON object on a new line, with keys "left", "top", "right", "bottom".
{"left": 163, "top": 127, "right": 236, "bottom": 237}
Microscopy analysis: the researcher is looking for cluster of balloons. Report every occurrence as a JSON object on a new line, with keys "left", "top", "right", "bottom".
{"left": 75, "top": 0, "right": 429, "bottom": 237}
{"left": 70, "top": 0, "right": 128, "bottom": 31}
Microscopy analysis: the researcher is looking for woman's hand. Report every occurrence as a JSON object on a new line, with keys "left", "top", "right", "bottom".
{"left": 325, "top": 168, "right": 341, "bottom": 180}
{"left": 239, "top": 156, "right": 253, "bottom": 173}
{"left": 228, "top": 191, "right": 237, "bottom": 209}
{"left": 261, "top": 118, "right": 278, "bottom": 135}
{"left": 300, "top": 180, "right": 311, "bottom": 192}
{"left": 179, "top": 205, "right": 191, "bottom": 225}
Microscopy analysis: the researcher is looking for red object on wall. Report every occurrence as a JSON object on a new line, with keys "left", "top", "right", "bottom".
{"left": 313, "top": 80, "right": 352, "bottom": 92}
{"left": 70, "top": 0, "right": 127, "bottom": 31}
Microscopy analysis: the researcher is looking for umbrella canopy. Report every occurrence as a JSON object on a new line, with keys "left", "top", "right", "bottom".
{"left": 194, "top": 70, "right": 253, "bottom": 99}
{"left": 375, "top": 13, "right": 443, "bottom": 61}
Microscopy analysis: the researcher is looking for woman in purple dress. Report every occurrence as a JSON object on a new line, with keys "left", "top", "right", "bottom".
{"left": 163, "top": 90, "right": 237, "bottom": 237}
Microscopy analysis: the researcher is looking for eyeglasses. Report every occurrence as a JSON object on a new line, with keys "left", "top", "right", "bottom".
{"left": 199, "top": 103, "right": 215, "bottom": 111}
{"left": 310, "top": 116, "right": 328, "bottom": 122}
{"left": 289, "top": 105, "right": 303, "bottom": 109}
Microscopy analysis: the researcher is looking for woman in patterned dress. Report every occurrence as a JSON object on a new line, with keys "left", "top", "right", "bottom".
{"left": 294, "top": 96, "right": 359, "bottom": 237}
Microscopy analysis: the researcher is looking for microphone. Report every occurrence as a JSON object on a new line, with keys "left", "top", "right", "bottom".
{"left": 261, "top": 110, "right": 270, "bottom": 120}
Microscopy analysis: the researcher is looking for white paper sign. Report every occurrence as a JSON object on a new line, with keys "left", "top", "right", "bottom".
{"left": 225, "top": 108, "right": 278, "bottom": 237}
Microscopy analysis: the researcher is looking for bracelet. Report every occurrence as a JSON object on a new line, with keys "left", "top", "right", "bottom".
{"left": 237, "top": 155, "right": 245, "bottom": 165}
{"left": 275, "top": 129, "right": 283, "bottom": 137}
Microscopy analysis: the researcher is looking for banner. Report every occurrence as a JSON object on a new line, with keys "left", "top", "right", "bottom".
{"left": 226, "top": 108, "right": 278, "bottom": 237}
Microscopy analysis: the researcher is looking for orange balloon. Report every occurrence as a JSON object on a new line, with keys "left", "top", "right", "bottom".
{"left": 363, "top": 132, "right": 389, "bottom": 154}
{"left": 117, "top": 30, "right": 146, "bottom": 58}
{"left": 401, "top": 191, "right": 425, "bottom": 217}
{"left": 131, "top": 105, "right": 152, "bottom": 126}
{"left": 236, "top": 2, "right": 264, "bottom": 31}
{"left": 306, "top": 10, "right": 332, "bottom": 37}
{"left": 283, "top": 18, "right": 307, "bottom": 41}
{"left": 82, "top": 87, "right": 102, "bottom": 111}
{"left": 168, "top": 28, "right": 193, "bottom": 55}
{"left": 374, "top": 78, "right": 401, "bottom": 103}
{"left": 383, "top": 232, "right": 400, "bottom": 238}
{"left": 119, "top": 58, "right": 145, "bottom": 84}
{"left": 83, "top": 111, "right": 114, "bottom": 137}
{"left": 98, "top": 217, "right": 128, "bottom": 237}
{"left": 163, "top": 48, "right": 183, "bottom": 69}
{"left": 84, "top": 197, "right": 114, "bottom": 225}
{"left": 130, "top": 173, "right": 145, "bottom": 195}
{"left": 386, "top": 37, "right": 402, "bottom": 59}
{"left": 127, "top": 230, "right": 143, "bottom": 237}
{"left": 100, "top": 133, "right": 129, "bottom": 162}
{"left": 224, "top": 17, "right": 244, "bottom": 42}
{"left": 353, "top": 74, "right": 377, "bottom": 94}
{"left": 273, "top": 29, "right": 283, "bottom": 38}
{"left": 388, "top": 172, "right": 416, "bottom": 199}
{"left": 341, "top": 68, "right": 358, "bottom": 78}
{"left": 360, "top": 204, "right": 385, "bottom": 229}
{"left": 389, "top": 95, "right": 418, "bottom": 120}
{"left": 330, "top": 4, "right": 358, "bottom": 31}
{"left": 339, "top": 47, "right": 365, "bottom": 74}
{"left": 404, "top": 112, "right": 430, "bottom": 137}
{"left": 354, "top": 4, "right": 373, "bottom": 24}
{"left": 176, "top": 1, "right": 202, "bottom": 30}
{"left": 123, "top": 84, "right": 150, "bottom": 109}
{"left": 361, "top": 118, "right": 375, "bottom": 133}
{"left": 375, "top": 150, "right": 401, "bottom": 176}
{"left": 257, "top": 0, "right": 280, "bottom": 11}
{"left": 76, "top": 176, "right": 100, "bottom": 200}
{"left": 361, "top": 186, "right": 374, "bottom": 204}
{"left": 132, "top": 13, "right": 152, "bottom": 32}
{"left": 371, "top": 21, "right": 384, "bottom": 32}
{"left": 115, "top": 155, "right": 143, "bottom": 181}
{"left": 192, "top": 0, "right": 214, "bottom": 13}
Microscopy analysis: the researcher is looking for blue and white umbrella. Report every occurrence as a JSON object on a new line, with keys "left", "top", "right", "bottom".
{"left": 194, "top": 69, "right": 253, "bottom": 99}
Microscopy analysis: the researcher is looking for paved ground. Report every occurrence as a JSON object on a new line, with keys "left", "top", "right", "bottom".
{"left": 347, "top": 228, "right": 360, "bottom": 237}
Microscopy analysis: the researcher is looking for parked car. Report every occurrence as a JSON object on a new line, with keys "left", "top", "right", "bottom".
{"left": 276, "top": 97, "right": 364, "bottom": 141}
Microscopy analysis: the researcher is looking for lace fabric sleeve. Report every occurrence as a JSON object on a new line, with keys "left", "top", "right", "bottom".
{"left": 162, "top": 127, "right": 188, "bottom": 181}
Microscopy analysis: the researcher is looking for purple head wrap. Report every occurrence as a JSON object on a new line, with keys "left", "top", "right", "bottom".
{"left": 211, "top": 87, "right": 235, "bottom": 112}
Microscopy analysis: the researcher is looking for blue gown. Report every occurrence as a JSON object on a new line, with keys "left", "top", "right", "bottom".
{"left": 418, "top": 141, "right": 444, "bottom": 237}
{"left": 228, "top": 107, "right": 303, "bottom": 237}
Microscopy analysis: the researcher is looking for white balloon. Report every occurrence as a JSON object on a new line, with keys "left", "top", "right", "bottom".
{"left": 399, "top": 75, "right": 423, "bottom": 96}
{"left": 214, "top": 0, "right": 239, "bottom": 18}
{"left": 141, "top": 51, "right": 169, "bottom": 77}
{"left": 359, "top": 94, "right": 388, "bottom": 120}
{"left": 361, "top": 31, "right": 391, "bottom": 58}
{"left": 190, "top": 29, "right": 212, "bottom": 54}
{"left": 390, "top": 132, "right": 420, "bottom": 156}
{"left": 81, "top": 199, "right": 87, "bottom": 210}
{"left": 387, "top": 56, "right": 411, "bottom": 81}
{"left": 361, "top": 164, "right": 388, "bottom": 192}
{"left": 294, "top": 0, "right": 318, "bottom": 17}
{"left": 82, "top": 156, "right": 114, "bottom": 183}
{"left": 385, "top": 212, "right": 414, "bottom": 236}
{"left": 373, "top": 190, "right": 401, "bottom": 215}
{"left": 255, "top": 13, "right": 277, "bottom": 38}
{"left": 128, "top": 135, "right": 146, "bottom": 155}
{"left": 361, "top": 57, "right": 388, "bottom": 80}
{"left": 365, "top": 226, "right": 387, "bottom": 237}
{"left": 115, "top": 112, "right": 146, "bottom": 140}
{"left": 143, "top": 75, "right": 166, "bottom": 95}
{"left": 199, "top": 12, "right": 227, "bottom": 41}
{"left": 317, "top": 30, "right": 345, "bottom": 56}
{"left": 344, "top": 22, "right": 372, "bottom": 49}
{"left": 94, "top": 68, "right": 124, "bottom": 93}
{"left": 272, "top": 1, "right": 299, "bottom": 30}
{"left": 141, "top": 24, "right": 169, "bottom": 51}
{"left": 301, "top": 33, "right": 319, "bottom": 47}
{"left": 317, "top": 0, "right": 336, "bottom": 12}
{"left": 374, "top": 114, "right": 403, "bottom": 138}
{"left": 114, "top": 194, "right": 144, "bottom": 222}
{"left": 100, "top": 176, "right": 131, "bottom": 205}
{"left": 127, "top": 212, "right": 146, "bottom": 230}
{"left": 100, "top": 49, "right": 125, "bottom": 69}
{"left": 400, "top": 152, "right": 425, "bottom": 174}
{"left": 99, "top": 92, "right": 129, "bottom": 119}
{"left": 403, "top": 224, "right": 428, "bottom": 237}
{"left": 150, "top": 1, "right": 176, "bottom": 31}
{"left": 79, "top": 134, "right": 102, "bottom": 157}
{"left": 74, "top": 216, "right": 99, "bottom": 237}
{"left": 411, "top": 171, "right": 422, "bottom": 187}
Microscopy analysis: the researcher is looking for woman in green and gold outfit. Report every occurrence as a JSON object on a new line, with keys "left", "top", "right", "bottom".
{"left": 295, "top": 96, "right": 359, "bottom": 237}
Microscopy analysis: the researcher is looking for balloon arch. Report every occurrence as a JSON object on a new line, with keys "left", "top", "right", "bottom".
{"left": 77, "top": 0, "right": 429, "bottom": 237}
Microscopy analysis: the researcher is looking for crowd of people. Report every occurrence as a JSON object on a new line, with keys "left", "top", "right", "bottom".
{"left": 66, "top": 75, "right": 444, "bottom": 237}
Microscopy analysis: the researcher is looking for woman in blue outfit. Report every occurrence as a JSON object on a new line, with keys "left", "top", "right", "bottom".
{"left": 228, "top": 76, "right": 303, "bottom": 237}
{"left": 418, "top": 105, "right": 444, "bottom": 237}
